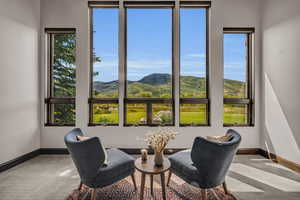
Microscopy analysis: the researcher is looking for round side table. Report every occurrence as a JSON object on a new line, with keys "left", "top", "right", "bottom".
{"left": 135, "top": 156, "right": 171, "bottom": 200}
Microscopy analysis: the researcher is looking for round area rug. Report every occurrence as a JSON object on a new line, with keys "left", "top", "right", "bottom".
{"left": 67, "top": 172, "right": 237, "bottom": 200}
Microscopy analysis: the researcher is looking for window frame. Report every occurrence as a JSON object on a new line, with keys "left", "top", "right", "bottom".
{"left": 179, "top": 4, "right": 210, "bottom": 127}
{"left": 45, "top": 28, "right": 76, "bottom": 126}
{"left": 223, "top": 27, "right": 255, "bottom": 127}
{"left": 88, "top": 1, "right": 211, "bottom": 127}
{"left": 124, "top": 5, "right": 175, "bottom": 126}
{"left": 88, "top": 5, "right": 120, "bottom": 126}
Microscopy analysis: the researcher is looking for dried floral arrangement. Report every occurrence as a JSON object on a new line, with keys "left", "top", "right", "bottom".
{"left": 144, "top": 128, "right": 178, "bottom": 153}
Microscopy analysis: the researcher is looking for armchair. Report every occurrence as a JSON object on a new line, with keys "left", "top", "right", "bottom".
{"left": 64, "top": 128, "right": 137, "bottom": 200}
{"left": 167, "top": 129, "right": 241, "bottom": 200}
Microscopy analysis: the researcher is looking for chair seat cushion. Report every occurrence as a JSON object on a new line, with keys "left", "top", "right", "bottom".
{"left": 93, "top": 148, "right": 135, "bottom": 188}
{"left": 169, "top": 149, "right": 201, "bottom": 187}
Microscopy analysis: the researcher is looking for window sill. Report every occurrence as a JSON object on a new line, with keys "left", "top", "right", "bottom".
{"left": 223, "top": 124, "right": 254, "bottom": 127}
{"left": 44, "top": 123, "right": 75, "bottom": 127}
{"left": 179, "top": 124, "right": 210, "bottom": 127}
{"left": 88, "top": 123, "right": 119, "bottom": 127}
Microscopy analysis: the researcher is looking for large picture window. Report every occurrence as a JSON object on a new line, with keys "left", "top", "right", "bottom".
{"left": 89, "top": 6, "right": 119, "bottom": 126}
{"left": 223, "top": 28, "right": 254, "bottom": 126}
{"left": 89, "top": 1, "right": 210, "bottom": 127}
{"left": 179, "top": 7, "right": 209, "bottom": 126}
{"left": 45, "top": 28, "right": 76, "bottom": 126}
{"left": 125, "top": 7, "right": 173, "bottom": 126}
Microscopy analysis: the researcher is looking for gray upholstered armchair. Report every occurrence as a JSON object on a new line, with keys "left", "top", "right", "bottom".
{"left": 64, "top": 128, "right": 137, "bottom": 200}
{"left": 167, "top": 129, "right": 241, "bottom": 200}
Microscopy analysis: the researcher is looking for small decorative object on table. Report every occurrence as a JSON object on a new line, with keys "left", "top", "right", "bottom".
{"left": 144, "top": 128, "right": 177, "bottom": 166}
{"left": 141, "top": 148, "right": 148, "bottom": 161}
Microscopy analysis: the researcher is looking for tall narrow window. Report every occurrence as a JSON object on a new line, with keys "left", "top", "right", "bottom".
{"left": 89, "top": 6, "right": 119, "bottom": 126}
{"left": 125, "top": 7, "right": 173, "bottom": 126}
{"left": 179, "top": 6, "right": 209, "bottom": 126}
{"left": 223, "top": 28, "right": 254, "bottom": 126}
{"left": 45, "top": 28, "right": 76, "bottom": 126}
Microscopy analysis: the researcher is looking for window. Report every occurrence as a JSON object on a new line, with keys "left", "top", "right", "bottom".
{"left": 125, "top": 7, "right": 173, "bottom": 126}
{"left": 89, "top": 6, "right": 119, "bottom": 126}
{"left": 179, "top": 6, "right": 209, "bottom": 126}
{"left": 45, "top": 28, "right": 76, "bottom": 126}
{"left": 89, "top": 1, "right": 210, "bottom": 127}
{"left": 223, "top": 28, "right": 254, "bottom": 126}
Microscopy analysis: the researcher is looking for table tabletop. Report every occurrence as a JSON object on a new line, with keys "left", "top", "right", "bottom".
{"left": 135, "top": 156, "right": 171, "bottom": 174}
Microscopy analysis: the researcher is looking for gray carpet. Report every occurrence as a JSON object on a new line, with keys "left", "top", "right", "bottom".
{"left": 0, "top": 155, "right": 300, "bottom": 200}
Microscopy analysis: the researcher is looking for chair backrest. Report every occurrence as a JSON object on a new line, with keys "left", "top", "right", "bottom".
{"left": 191, "top": 129, "right": 241, "bottom": 188}
{"left": 64, "top": 128, "right": 106, "bottom": 186}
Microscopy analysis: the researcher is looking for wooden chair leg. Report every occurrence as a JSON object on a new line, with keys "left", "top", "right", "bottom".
{"left": 167, "top": 171, "right": 172, "bottom": 186}
{"left": 201, "top": 189, "right": 207, "bottom": 200}
{"left": 223, "top": 181, "right": 229, "bottom": 194}
{"left": 91, "top": 188, "right": 97, "bottom": 200}
{"left": 150, "top": 174, "right": 154, "bottom": 196}
{"left": 131, "top": 173, "right": 137, "bottom": 190}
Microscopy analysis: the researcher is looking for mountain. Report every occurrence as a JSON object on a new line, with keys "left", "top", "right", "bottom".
{"left": 93, "top": 73, "right": 245, "bottom": 98}
{"left": 94, "top": 80, "right": 118, "bottom": 92}
{"left": 138, "top": 73, "right": 171, "bottom": 85}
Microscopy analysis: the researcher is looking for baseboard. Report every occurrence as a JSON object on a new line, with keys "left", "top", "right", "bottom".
{"left": 0, "top": 149, "right": 40, "bottom": 173}
{"left": 237, "top": 148, "right": 261, "bottom": 155}
{"left": 39, "top": 148, "right": 186, "bottom": 155}
{"left": 40, "top": 148, "right": 69, "bottom": 154}
{"left": 120, "top": 148, "right": 260, "bottom": 155}
{"left": 1, "top": 147, "right": 299, "bottom": 174}
{"left": 258, "top": 149, "right": 300, "bottom": 174}
{"left": 120, "top": 148, "right": 186, "bottom": 155}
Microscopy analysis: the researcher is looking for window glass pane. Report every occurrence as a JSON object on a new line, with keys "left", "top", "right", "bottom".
{"left": 152, "top": 104, "right": 173, "bottom": 125}
{"left": 180, "top": 8, "right": 206, "bottom": 98}
{"left": 126, "top": 104, "right": 147, "bottom": 125}
{"left": 223, "top": 104, "right": 248, "bottom": 124}
{"left": 180, "top": 104, "right": 207, "bottom": 125}
{"left": 92, "top": 104, "right": 119, "bottom": 124}
{"left": 53, "top": 34, "right": 76, "bottom": 97}
{"left": 53, "top": 104, "right": 75, "bottom": 124}
{"left": 224, "top": 34, "right": 248, "bottom": 98}
{"left": 127, "top": 9, "right": 172, "bottom": 98}
{"left": 92, "top": 8, "right": 119, "bottom": 98}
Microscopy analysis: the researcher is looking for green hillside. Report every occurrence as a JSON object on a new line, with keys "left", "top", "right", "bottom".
{"left": 93, "top": 73, "right": 246, "bottom": 98}
{"left": 92, "top": 73, "right": 247, "bottom": 125}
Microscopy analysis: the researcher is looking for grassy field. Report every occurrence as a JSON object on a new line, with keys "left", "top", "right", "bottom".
{"left": 92, "top": 104, "right": 247, "bottom": 125}
{"left": 223, "top": 104, "right": 247, "bottom": 124}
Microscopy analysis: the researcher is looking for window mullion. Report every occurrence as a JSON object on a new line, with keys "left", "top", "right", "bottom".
{"left": 119, "top": 1, "right": 126, "bottom": 126}
{"left": 146, "top": 103, "right": 152, "bottom": 125}
{"left": 173, "top": 0, "right": 180, "bottom": 127}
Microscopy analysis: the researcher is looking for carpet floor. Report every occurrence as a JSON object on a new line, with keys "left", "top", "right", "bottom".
{"left": 68, "top": 172, "right": 236, "bottom": 200}
{"left": 1, "top": 155, "right": 300, "bottom": 200}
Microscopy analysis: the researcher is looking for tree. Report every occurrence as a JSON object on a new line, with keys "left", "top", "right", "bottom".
{"left": 53, "top": 33, "right": 100, "bottom": 124}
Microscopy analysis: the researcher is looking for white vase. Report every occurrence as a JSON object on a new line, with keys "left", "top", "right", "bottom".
{"left": 154, "top": 151, "right": 164, "bottom": 166}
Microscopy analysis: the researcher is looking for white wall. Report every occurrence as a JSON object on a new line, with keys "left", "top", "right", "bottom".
{"left": 0, "top": 0, "right": 40, "bottom": 164}
{"left": 40, "top": 0, "right": 262, "bottom": 149}
{"left": 261, "top": 0, "right": 300, "bottom": 164}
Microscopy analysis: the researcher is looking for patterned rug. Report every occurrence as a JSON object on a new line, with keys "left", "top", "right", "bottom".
{"left": 67, "top": 172, "right": 237, "bottom": 200}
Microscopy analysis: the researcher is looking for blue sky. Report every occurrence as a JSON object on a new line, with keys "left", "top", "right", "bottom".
{"left": 93, "top": 8, "right": 246, "bottom": 82}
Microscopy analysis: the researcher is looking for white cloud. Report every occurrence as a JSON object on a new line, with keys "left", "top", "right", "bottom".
{"left": 224, "top": 62, "right": 246, "bottom": 69}
{"left": 181, "top": 71, "right": 205, "bottom": 76}
{"left": 127, "top": 60, "right": 171, "bottom": 69}
{"left": 181, "top": 60, "right": 206, "bottom": 68}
